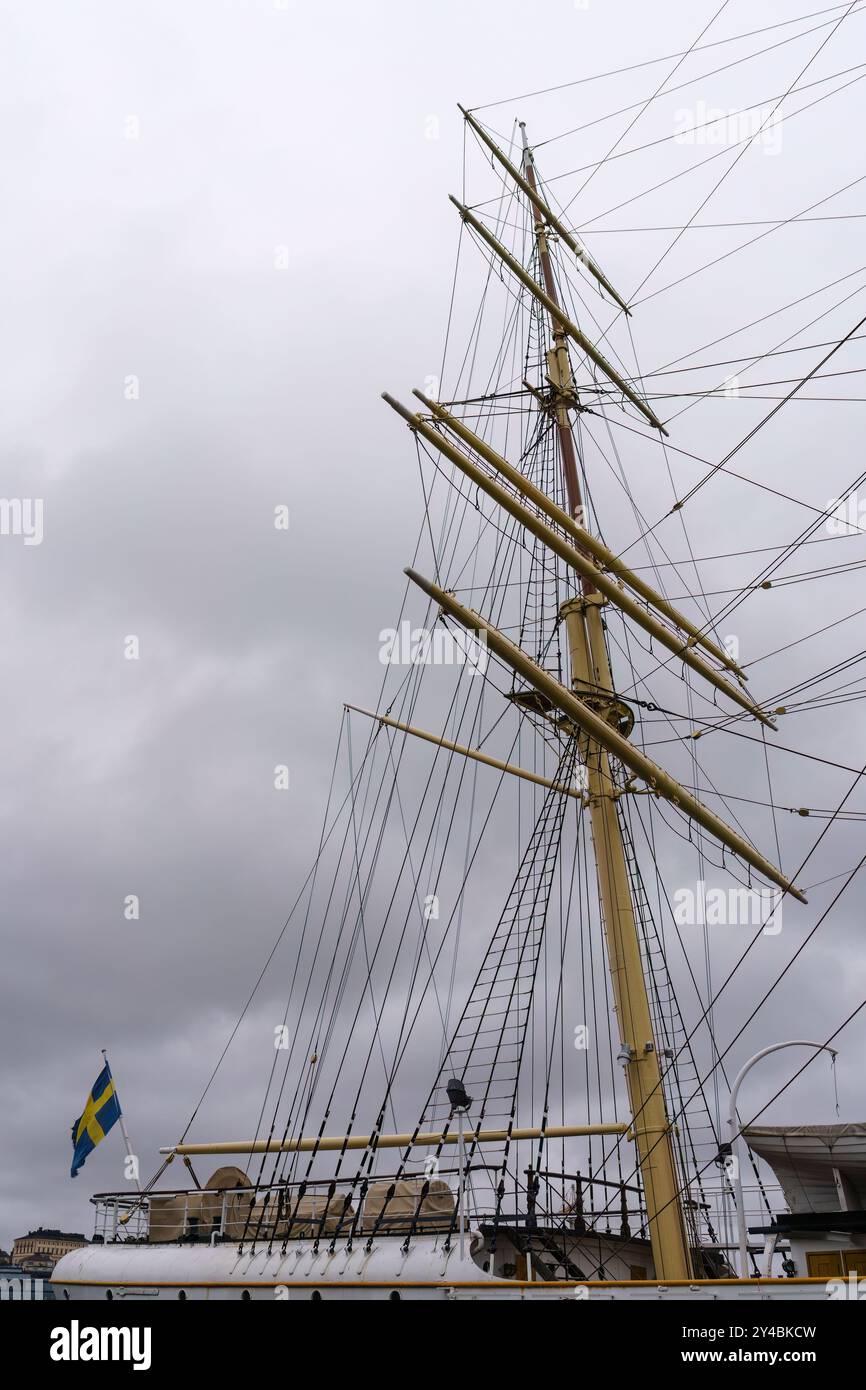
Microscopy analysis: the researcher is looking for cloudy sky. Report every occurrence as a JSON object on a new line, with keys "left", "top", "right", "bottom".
{"left": 1, "top": 0, "right": 865, "bottom": 1251}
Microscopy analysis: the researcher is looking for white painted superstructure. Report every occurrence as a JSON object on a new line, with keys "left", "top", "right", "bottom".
{"left": 52, "top": 1239, "right": 838, "bottom": 1301}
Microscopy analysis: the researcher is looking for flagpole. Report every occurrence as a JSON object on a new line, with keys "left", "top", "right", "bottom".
{"left": 102, "top": 1050, "right": 142, "bottom": 1193}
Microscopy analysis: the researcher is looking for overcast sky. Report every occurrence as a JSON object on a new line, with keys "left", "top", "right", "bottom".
{"left": 1, "top": 0, "right": 865, "bottom": 1251}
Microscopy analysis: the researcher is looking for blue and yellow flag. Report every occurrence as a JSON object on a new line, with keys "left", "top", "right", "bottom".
{"left": 70, "top": 1062, "right": 121, "bottom": 1178}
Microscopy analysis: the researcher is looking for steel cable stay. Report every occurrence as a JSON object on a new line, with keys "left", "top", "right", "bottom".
{"left": 470, "top": 3, "right": 866, "bottom": 115}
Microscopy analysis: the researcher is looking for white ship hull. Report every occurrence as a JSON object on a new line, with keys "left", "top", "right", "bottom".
{"left": 52, "top": 1240, "right": 836, "bottom": 1301}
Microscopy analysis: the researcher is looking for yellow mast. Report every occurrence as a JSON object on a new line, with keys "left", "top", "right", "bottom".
{"left": 382, "top": 111, "right": 804, "bottom": 1278}
{"left": 563, "top": 593, "right": 697, "bottom": 1278}
{"left": 519, "top": 119, "right": 693, "bottom": 1279}
{"left": 457, "top": 117, "right": 693, "bottom": 1277}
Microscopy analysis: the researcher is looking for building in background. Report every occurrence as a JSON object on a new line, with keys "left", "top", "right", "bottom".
{"left": 12, "top": 1227, "right": 87, "bottom": 1273}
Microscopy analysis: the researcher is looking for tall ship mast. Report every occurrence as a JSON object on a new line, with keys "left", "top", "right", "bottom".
{"left": 54, "top": 91, "right": 864, "bottom": 1302}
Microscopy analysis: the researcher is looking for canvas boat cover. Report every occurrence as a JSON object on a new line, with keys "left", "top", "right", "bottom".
{"left": 360, "top": 1178, "right": 456, "bottom": 1232}
{"left": 743, "top": 1123, "right": 866, "bottom": 1213}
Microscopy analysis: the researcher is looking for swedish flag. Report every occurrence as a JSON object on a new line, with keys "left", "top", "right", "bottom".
{"left": 70, "top": 1063, "right": 121, "bottom": 1178}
